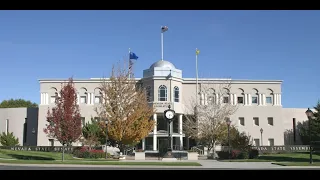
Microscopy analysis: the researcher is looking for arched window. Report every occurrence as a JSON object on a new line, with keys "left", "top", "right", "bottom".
{"left": 207, "top": 88, "right": 215, "bottom": 105}
{"left": 174, "top": 86, "right": 179, "bottom": 102}
{"left": 146, "top": 86, "right": 152, "bottom": 102}
{"left": 158, "top": 85, "right": 167, "bottom": 101}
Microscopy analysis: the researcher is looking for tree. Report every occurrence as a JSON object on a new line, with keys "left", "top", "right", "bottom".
{"left": 0, "top": 99, "right": 38, "bottom": 108}
{"left": 81, "top": 118, "right": 103, "bottom": 149}
{"left": 220, "top": 126, "right": 253, "bottom": 151}
{"left": 96, "top": 61, "right": 155, "bottom": 153}
{"left": 298, "top": 101, "right": 320, "bottom": 145}
{"left": 0, "top": 132, "right": 20, "bottom": 146}
{"left": 43, "top": 78, "right": 82, "bottom": 161}
{"left": 183, "top": 80, "right": 238, "bottom": 155}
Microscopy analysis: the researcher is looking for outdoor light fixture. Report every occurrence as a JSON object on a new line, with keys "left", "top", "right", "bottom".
{"left": 32, "top": 128, "right": 36, "bottom": 134}
{"left": 305, "top": 108, "right": 314, "bottom": 164}
{"left": 260, "top": 128, "right": 263, "bottom": 146}
{"left": 305, "top": 108, "right": 314, "bottom": 118}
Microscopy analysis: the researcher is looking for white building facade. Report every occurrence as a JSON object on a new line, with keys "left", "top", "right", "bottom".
{"left": 36, "top": 59, "right": 309, "bottom": 150}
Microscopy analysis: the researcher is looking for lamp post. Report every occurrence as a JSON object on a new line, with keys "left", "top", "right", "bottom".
{"left": 260, "top": 128, "right": 263, "bottom": 146}
{"left": 305, "top": 108, "right": 314, "bottom": 164}
{"left": 164, "top": 105, "right": 175, "bottom": 158}
{"left": 226, "top": 119, "right": 231, "bottom": 160}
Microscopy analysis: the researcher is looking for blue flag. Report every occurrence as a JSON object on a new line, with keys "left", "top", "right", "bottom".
{"left": 129, "top": 52, "right": 138, "bottom": 60}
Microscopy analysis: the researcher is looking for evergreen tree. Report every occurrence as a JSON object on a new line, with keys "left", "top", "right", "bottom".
{"left": 298, "top": 101, "right": 320, "bottom": 145}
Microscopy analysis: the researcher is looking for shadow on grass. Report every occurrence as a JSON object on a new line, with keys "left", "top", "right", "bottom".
{"left": 6, "top": 154, "right": 55, "bottom": 161}
{"left": 258, "top": 152, "right": 320, "bottom": 162}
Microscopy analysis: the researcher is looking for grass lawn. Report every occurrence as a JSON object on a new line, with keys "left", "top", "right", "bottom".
{"left": 0, "top": 150, "right": 202, "bottom": 166}
{"left": 0, "top": 149, "right": 114, "bottom": 161}
{"left": 220, "top": 152, "right": 320, "bottom": 164}
{"left": 0, "top": 159, "right": 201, "bottom": 166}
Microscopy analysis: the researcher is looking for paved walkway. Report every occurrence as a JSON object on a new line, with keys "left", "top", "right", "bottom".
{"left": 1, "top": 159, "right": 320, "bottom": 169}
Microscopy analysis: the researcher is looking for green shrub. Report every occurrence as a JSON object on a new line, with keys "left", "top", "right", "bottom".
{"left": 217, "top": 151, "right": 229, "bottom": 159}
{"left": 0, "top": 132, "right": 19, "bottom": 146}
{"left": 249, "top": 149, "right": 259, "bottom": 159}
{"left": 73, "top": 147, "right": 111, "bottom": 159}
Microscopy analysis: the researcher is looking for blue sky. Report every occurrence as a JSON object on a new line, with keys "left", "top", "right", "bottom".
{"left": 0, "top": 10, "right": 319, "bottom": 108}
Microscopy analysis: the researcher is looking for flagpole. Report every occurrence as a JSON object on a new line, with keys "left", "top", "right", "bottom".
{"left": 196, "top": 48, "right": 199, "bottom": 106}
{"left": 161, "top": 30, "right": 164, "bottom": 61}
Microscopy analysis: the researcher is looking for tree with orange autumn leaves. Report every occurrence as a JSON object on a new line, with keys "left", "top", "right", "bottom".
{"left": 44, "top": 78, "right": 82, "bottom": 161}
{"left": 96, "top": 61, "right": 155, "bottom": 152}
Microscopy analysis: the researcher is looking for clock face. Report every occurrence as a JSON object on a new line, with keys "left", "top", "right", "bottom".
{"left": 165, "top": 111, "right": 174, "bottom": 119}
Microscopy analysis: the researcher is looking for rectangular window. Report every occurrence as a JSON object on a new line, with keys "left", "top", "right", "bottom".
{"left": 266, "top": 97, "right": 272, "bottom": 104}
{"left": 23, "top": 118, "right": 27, "bottom": 143}
{"left": 293, "top": 118, "right": 296, "bottom": 143}
{"left": 94, "top": 96, "right": 101, "bottom": 104}
{"left": 80, "top": 96, "right": 87, "bottom": 104}
{"left": 254, "top": 139, "right": 260, "bottom": 146}
{"left": 253, "top": 117, "right": 259, "bottom": 126}
{"left": 268, "top": 138, "right": 274, "bottom": 146}
{"left": 5, "top": 119, "right": 9, "bottom": 134}
{"left": 49, "top": 139, "right": 54, "bottom": 147}
{"left": 81, "top": 117, "right": 85, "bottom": 127}
{"left": 268, "top": 117, "right": 274, "bottom": 126}
{"left": 223, "top": 96, "right": 229, "bottom": 103}
{"left": 237, "top": 97, "right": 244, "bottom": 104}
{"left": 158, "top": 89, "right": 167, "bottom": 101}
{"left": 50, "top": 96, "right": 56, "bottom": 103}
{"left": 239, "top": 117, "right": 245, "bottom": 126}
{"left": 252, "top": 97, "right": 258, "bottom": 104}
{"left": 174, "top": 91, "right": 179, "bottom": 102}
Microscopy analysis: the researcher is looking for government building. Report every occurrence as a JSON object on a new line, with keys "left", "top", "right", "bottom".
{"left": 0, "top": 59, "right": 309, "bottom": 152}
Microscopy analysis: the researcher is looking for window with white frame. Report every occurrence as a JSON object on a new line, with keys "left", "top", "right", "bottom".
{"left": 252, "top": 89, "right": 259, "bottom": 104}
{"left": 268, "top": 117, "right": 274, "bottom": 126}
{"left": 237, "top": 97, "right": 244, "bottom": 104}
{"left": 253, "top": 117, "right": 259, "bottom": 126}
{"left": 50, "top": 96, "right": 56, "bottom": 103}
{"left": 223, "top": 96, "right": 229, "bottom": 103}
{"left": 80, "top": 96, "right": 87, "bottom": 104}
{"left": 208, "top": 95, "right": 215, "bottom": 105}
{"left": 239, "top": 117, "right": 245, "bottom": 126}
{"left": 158, "top": 85, "right": 167, "bottom": 101}
{"left": 266, "top": 97, "right": 272, "bottom": 104}
{"left": 94, "top": 96, "right": 101, "bottom": 104}
{"left": 252, "top": 97, "right": 258, "bottom": 104}
{"left": 174, "top": 86, "right": 179, "bottom": 102}
{"left": 268, "top": 138, "right": 274, "bottom": 146}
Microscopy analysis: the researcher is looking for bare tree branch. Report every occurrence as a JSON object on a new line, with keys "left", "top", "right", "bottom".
{"left": 183, "top": 79, "right": 238, "bottom": 153}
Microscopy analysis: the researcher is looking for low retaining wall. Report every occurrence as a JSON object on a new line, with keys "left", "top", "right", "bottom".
{"left": 0, "top": 146, "right": 83, "bottom": 153}
{"left": 219, "top": 145, "right": 312, "bottom": 154}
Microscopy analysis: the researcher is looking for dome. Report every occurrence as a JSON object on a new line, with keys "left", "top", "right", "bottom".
{"left": 149, "top": 60, "right": 176, "bottom": 69}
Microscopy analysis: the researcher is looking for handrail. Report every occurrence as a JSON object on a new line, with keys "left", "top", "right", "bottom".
{"left": 124, "top": 147, "right": 135, "bottom": 155}
{"left": 191, "top": 146, "right": 204, "bottom": 155}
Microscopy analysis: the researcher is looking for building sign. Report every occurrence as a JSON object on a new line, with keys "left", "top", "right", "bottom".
{"left": 220, "top": 145, "right": 311, "bottom": 153}
{"left": 152, "top": 102, "right": 172, "bottom": 108}
{"left": 251, "top": 145, "right": 311, "bottom": 153}
{"left": 0, "top": 146, "right": 75, "bottom": 153}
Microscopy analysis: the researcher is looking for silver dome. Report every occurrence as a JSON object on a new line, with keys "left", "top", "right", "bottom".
{"left": 149, "top": 60, "right": 176, "bottom": 69}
